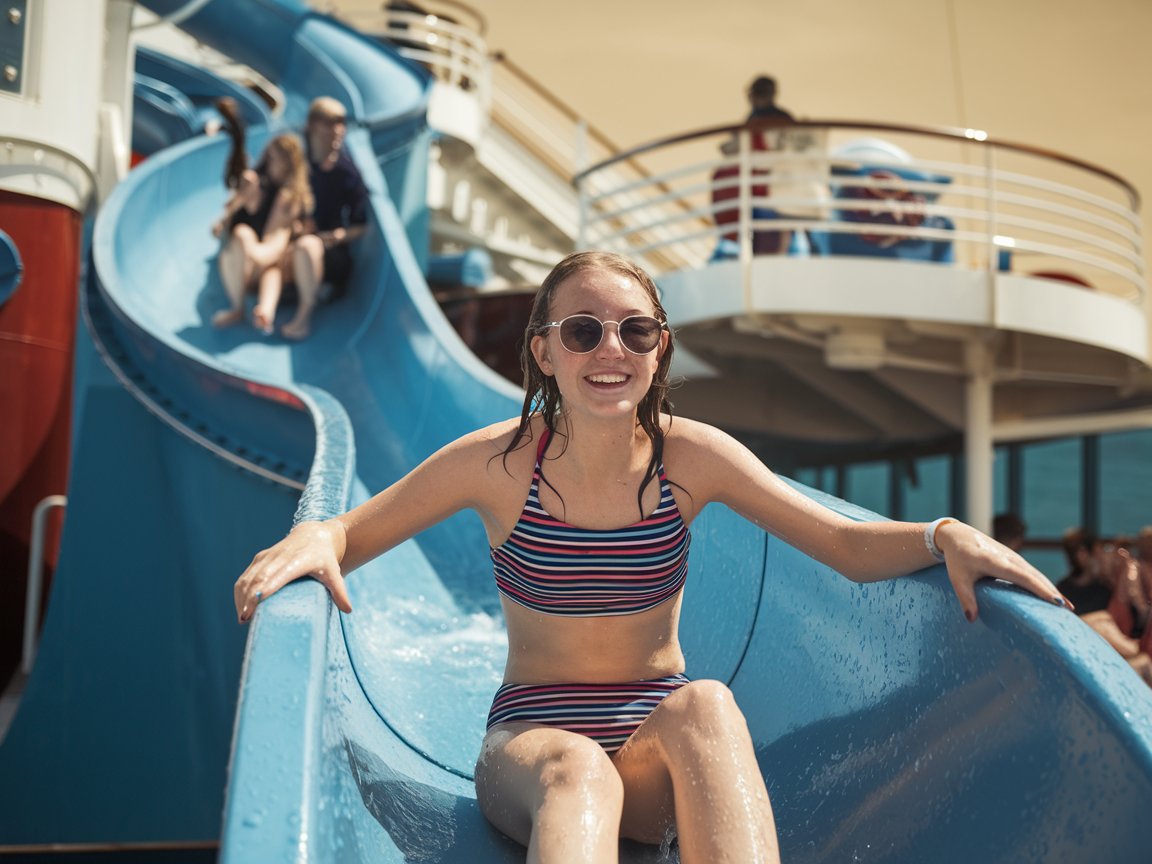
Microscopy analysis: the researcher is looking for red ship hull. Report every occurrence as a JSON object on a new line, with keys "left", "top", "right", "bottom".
{"left": 0, "top": 190, "right": 81, "bottom": 671}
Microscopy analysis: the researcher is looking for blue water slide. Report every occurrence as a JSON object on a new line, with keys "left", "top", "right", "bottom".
{"left": 132, "top": 44, "right": 272, "bottom": 158}
{"left": 3, "top": 0, "right": 1150, "bottom": 860}
{"left": 0, "top": 0, "right": 431, "bottom": 851}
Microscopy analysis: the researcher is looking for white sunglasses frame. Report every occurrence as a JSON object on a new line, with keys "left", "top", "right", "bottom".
{"left": 542, "top": 314, "right": 666, "bottom": 355}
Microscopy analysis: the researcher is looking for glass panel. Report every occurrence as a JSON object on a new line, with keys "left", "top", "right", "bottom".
{"left": 1022, "top": 548, "right": 1066, "bottom": 582}
{"left": 1098, "top": 429, "right": 1152, "bottom": 536}
{"left": 793, "top": 467, "right": 818, "bottom": 489}
{"left": 846, "top": 462, "right": 890, "bottom": 516}
{"left": 993, "top": 446, "right": 1010, "bottom": 515}
{"left": 1021, "top": 438, "right": 1082, "bottom": 539}
{"left": 901, "top": 455, "right": 951, "bottom": 523}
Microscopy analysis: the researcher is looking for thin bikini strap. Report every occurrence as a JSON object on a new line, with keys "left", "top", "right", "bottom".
{"left": 534, "top": 427, "right": 552, "bottom": 469}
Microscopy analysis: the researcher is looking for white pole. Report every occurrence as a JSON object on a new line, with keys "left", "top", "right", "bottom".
{"left": 22, "top": 495, "right": 68, "bottom": 675}
{"left": 964, "top": 340, "right": 994, "bottom": 533}
{"left": 575, "top": 119, "right": 589, "bottom": 251}
{"left": 738, "top": 129, "right": 753, "bottom": 311}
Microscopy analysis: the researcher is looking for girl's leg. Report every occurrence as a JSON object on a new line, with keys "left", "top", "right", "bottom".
{"left": 475, "top": 723, "right": 624, "bottom": 864}
{"left": 246, "top": 237, "right": 289, "bottom": 271}
{"left": 281, "top": 235, "right": 325, "bottom": 340}
{"left": 611, "top": 679, "right": 779, "bottom": 864}
{"left": 213, "top": 225, "right": 259, "bottom": 327}
{"left": 252, "top": 265, "right": 283, "bottom": 334}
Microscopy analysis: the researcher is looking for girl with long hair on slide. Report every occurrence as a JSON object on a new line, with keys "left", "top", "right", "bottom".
{"left": 233, "top": 251, "right": 1071, "bottom": 863}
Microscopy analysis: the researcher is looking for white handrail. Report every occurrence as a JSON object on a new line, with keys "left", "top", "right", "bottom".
{"left": 380, "top": 6, "right": 492, "bottom": 113}
{"left": 370, "top": 4, "right": 1146, "bottom": 299}
{"left": 574, "top": 123, "right": 1147, "bottom": 304}
{"left": 22, "top": 494, "right": 67, "bottom": 675}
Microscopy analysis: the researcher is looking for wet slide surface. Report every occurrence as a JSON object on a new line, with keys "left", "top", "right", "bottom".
{"left": 3, "top": 1, "right": 1151, "bottom": 861}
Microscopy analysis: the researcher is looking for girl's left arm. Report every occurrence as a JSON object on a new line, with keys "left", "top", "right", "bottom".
{"left": 675, "top": 420, "right": 1070, "bottom": 622}
{"left": 260, "top": 190, "right": 301, "bottom": 251}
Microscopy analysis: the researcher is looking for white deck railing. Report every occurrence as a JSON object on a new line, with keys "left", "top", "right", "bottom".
{"left": 379, "top": 1, "right": 492, "bottom": 114}
{"left": 573, "top": 121, "right": 1146, "bottom": 304}
{"left": 377, "top": 2, "right": 697, "bottom": 272}
{"left": 370, "top": 5, "right": 1144, "bottom": 306}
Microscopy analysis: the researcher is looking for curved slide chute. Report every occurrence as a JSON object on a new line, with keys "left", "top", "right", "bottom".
{"left": 132, "top": 44, "right": 273, "bottom": 161}
{"left": 0, "top": 1, "right": 1149, "bottom": 860}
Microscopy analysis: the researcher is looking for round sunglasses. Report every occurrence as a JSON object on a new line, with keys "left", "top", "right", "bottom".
{"left": 543, "top": 314, "right": 666, "bottom": 355}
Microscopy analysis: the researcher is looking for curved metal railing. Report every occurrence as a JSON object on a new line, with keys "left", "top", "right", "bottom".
{"left": 370, "top": 2, "right": 696, "bottom": 272}
{"left": 362, "top": 5, "right": 1145, "bottom": 304}
{"left": 379, "top": 1, "right": 492, "bottom": 113}
{"left": 573, "top": 119, "right": 1146, "bottom": 303}
{"left": 485, "top": 53, "right": 704, "bottom": 273}
{"left": 373, "top": 4, "right": 617, "bottom": 184}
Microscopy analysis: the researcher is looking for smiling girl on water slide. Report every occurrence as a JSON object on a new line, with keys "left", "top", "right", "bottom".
{"left": 234, "top": 250, "right": 1072, "bottom": 863}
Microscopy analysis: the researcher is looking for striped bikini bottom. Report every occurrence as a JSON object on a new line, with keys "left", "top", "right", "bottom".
{"left": 486, "top": 674, "right": 691, "bottom": 753}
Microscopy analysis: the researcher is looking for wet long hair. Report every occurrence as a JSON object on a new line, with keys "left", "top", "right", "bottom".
{"left": 501, "top": 251, "right": 676, "bottom": 517}
{"left": 257, "top": 133, "right": 315, "bottom": 217}
{"left": 216, "top": 97, "right": 247, "bottom": 189}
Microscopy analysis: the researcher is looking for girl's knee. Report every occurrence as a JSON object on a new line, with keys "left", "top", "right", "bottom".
{"left": 539, "top": 737, "right": 623, "bottom": 802}
{"left": 294, "top": 234, "right": 324, "bottom": 259}
{"left": 292, "top": 236, "right": 323, "bottom": 279}
{"left": 475, "top": 730, "right": 623, "bottom": 844}
{"left": 673, "top": 679, "right": 738, "bottom": 714}
{"left": 662, "top": 679, "right": 748, "bottom": 739}
{"left": 229, "top": 223, "right": 258, "bottom": 247}
{"left": 238, "top": 169, "right": 261, "bottom": 194}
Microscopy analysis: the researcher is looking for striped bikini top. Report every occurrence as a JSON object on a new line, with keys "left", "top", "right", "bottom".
{"left": 491, "top": 431, "right": 691, "bottom": 617}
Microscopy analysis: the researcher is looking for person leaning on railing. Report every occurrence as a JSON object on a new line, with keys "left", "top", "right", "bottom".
{"left": 720, "top": 74, "right": 795, "bottom": 156}
{"left": 712, "top": 74, "right": 797, "bottom": 257}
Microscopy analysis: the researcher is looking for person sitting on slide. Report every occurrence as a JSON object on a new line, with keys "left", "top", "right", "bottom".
{"left": 211, "top": 117, "right": 313, "bottom": 335}
{"left": 233, "top": 251, "right": 1072, "bottom": 863}
{"left": 278, "top": 97, "right": 369, "bottom": 341}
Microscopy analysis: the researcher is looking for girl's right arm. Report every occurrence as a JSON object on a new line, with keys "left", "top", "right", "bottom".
{"left": 212, "top": 192, "right": 241, "bottom": 237}
{"left": 234, "top": 518, "right": 348, "bottom": 622}
{"left": 213, "top": 169, "right": 261, "bottom": 237}
{"left": 233, "top": 422, "right": 517, "bottom": 623}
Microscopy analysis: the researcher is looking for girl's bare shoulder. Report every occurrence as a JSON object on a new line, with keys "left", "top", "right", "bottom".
{"left": 663, "top": 415, "right": 739, "bottom": 457}
{"left": 662, "top": 415, "right": 766, "bottom": 494}
{"left": 448, "top": 417, "right": 542, "bottom": 474}
{"left": 460, "top": 416, "right": 534, "bottom": 449}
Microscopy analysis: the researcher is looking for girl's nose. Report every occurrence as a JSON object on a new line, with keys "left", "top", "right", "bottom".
{"left": 596, "top": 321, "right": 627, "bottom": 356}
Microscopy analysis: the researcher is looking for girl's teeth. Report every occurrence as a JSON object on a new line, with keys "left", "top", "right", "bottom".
{"left": 588, "top": 374, "right": 626, "bottom": 384}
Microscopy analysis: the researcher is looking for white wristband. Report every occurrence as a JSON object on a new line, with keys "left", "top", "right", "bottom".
{"left": 924, "top": 517, "right": 957, "bottom": 561}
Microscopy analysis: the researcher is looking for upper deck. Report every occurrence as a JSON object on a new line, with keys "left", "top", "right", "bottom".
{"left": 566, "top": 121, "right": 1148, "bottom": 464}
{"left": 358, "top": 2, "right": 1151, "bottom": 531}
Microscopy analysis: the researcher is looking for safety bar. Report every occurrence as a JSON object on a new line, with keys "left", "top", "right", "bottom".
{"left": 21, "top": 495, "right": 67, "bottom": 675}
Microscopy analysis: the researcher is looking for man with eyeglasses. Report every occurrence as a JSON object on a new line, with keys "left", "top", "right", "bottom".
{"left": 280, "top": 97, "right": 369, "bottom": 340}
